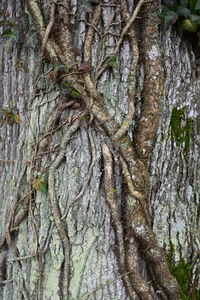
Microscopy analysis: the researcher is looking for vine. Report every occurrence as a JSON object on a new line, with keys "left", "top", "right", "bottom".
{"left": 0, "top": 0, "right": 184, "bottom": 299}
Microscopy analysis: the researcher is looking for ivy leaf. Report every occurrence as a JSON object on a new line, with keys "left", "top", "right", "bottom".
{"left": 177, "top": 6, "right": 191, "bottom": 17}
{"left": 32, "top": 177, "right": 47, "bottom": 193}
{"left": 181, "top": 18, "right": 198, "bottom": 32}
{"left": 1, "top": 29, "right": 15, "bottom": 38}
{"left": 195, "top": 0, "right": 200, "bottom": 10}
{"left": 39, "top": 182, "right": 47, "bottom": 193}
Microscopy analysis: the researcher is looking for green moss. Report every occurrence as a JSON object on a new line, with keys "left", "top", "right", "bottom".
{"left": 169, "top": 107, "right": 193, "bottom": 155}
{"left": 166, "top": 243, "right": 200, "bottom": 300}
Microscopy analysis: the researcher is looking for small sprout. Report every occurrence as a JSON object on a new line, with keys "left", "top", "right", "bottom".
{"left": 0, "top": 107, "right": 20, "bottom": 125}
{"left": 70, "top": 87, "right": 83, "bottom": 98}
{"left": 1, "top": 29, "right": 15, "bottom": 38}
{"left": 5, "top": 112, "right": 20, "bottom": 124}
{"left": 32, "top": 177, "right": 47, "bottom": 193}
{"left": 60, "top": 83, "right": 83, "bottom": 98}
{"left": 109, "top": 188, "right": 116, "bottom": 195}
{"left": 80, "top": 114, "right": 90, "bottom": 121}
{"left": 14, "top": 60, "right": 25, "bottom": 71}
{"left": 106, "top": 56, "right": 117, "bottom": 68}
{"left": 80, "top": 114, "right": 90, "bottom": 129}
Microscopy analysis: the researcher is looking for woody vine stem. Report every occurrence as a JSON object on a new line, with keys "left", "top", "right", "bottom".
{"left": 0, "top": 0, "right": 181, "bottom": 299}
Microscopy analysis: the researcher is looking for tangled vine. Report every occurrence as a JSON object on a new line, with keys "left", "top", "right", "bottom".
{"left": 0, "top": 0, "right": 182, "bottom": 299}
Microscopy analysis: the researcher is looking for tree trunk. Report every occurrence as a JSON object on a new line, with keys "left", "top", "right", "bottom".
{"left": 0, "top": 1, "right": 199, "bottom": 299}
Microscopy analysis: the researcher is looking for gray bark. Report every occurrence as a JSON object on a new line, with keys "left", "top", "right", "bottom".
{"left": 0, "top": 1, "right": 199, "bottom": 299}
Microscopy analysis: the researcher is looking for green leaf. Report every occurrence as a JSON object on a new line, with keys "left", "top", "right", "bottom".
{"left": 32, "top": 177, "right": 47, "bottom": 193}
{"left": 39, "top": 182, "right": 47, "bottom": 193}
{"left": 177, "top": 6, "right": 191, "bottom": 17}
{"left": 4, "top": 111, "right": 20, "bottom": 124}
{"left": 1, "top": 29, "right": 15, "bottom": 38}
{"left": 70, "top": 87, "right": 82, "bottom": 98}
{"left": 195, "top": 0, "right": 200, "bottom": 10}
{"left": 181, "top": 18, "right": 198, "bottom": 31}
{"left": 106, "top": 56, "right": 117, "bottom": 68}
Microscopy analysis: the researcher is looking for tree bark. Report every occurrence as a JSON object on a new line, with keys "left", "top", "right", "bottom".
{"left": 0, "top": 0, "right": 199, "bottom": 299}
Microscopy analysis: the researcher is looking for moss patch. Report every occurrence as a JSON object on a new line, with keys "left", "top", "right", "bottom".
{"left": 166, "top": 242, "right": 200, "bottom": 300}
{"left": 169, "top": 107, "right": 193, "bottom": 155}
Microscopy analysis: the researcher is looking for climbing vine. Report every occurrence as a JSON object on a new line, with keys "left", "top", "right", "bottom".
{"left": 1, "top": 0, "right": 197, "bottom": 299}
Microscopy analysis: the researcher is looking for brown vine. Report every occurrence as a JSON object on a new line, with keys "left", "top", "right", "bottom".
{"left": 0, "top": 0, "right": 182, "bottom": 299}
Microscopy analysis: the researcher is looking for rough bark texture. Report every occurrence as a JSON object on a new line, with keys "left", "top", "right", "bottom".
{"left": 150, "top": 25, "right": 200, "bottom": 279}
{"left": 0, "top": 0, "right": 199, "bottom": 300}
